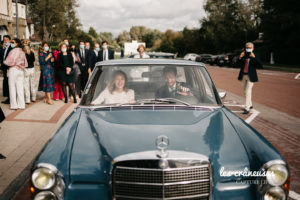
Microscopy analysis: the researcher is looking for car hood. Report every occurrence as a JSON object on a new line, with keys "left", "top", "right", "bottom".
{"left": 70, "top": 107, "right": 250, "bottom": 184}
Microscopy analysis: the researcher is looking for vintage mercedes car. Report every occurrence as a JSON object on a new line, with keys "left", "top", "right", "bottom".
{"left": 29, "top": 59, "right": 289, "bottom": 200}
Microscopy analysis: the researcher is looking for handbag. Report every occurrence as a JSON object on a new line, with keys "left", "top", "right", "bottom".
{"left": 66, "top": 67, "right": 74, "bottom": 76}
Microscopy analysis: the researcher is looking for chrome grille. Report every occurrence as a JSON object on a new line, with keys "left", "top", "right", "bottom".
{"left": 113, "top": 161, "right": 211, "bottom": 200}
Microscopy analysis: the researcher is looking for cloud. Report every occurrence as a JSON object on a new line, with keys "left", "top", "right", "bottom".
{"left": 76, "top": 0, "right": 206, "bottom": 36}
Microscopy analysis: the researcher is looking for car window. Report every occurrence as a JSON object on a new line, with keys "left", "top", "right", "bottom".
{"left": 81, "top": 65, "right": 218, "bottom": 106}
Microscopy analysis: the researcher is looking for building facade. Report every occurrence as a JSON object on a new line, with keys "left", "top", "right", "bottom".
{"left": 0, "top": 0, "right": 34, "bottom": 41}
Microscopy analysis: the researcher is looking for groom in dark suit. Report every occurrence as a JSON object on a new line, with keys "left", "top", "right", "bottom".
{"left": 156, "top": 67, "right": 191, "bottom": 98}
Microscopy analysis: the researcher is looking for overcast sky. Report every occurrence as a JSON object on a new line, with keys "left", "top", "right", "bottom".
{"left": 76, "top": 0, "right": 206, "bottom": 36}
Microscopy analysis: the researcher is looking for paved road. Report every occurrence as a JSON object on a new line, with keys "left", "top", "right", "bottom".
{"left": 207, "top": 66, "right": 300, "bottom": 118}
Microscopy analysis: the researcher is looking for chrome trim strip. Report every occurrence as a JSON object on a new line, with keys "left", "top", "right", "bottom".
{"left": 113, "top": 150, "right": 210, "bottom": 163}
{"left": 116, "top": 165, "right": 209, "bottom": 172}
{"left": 79, "top": 104, "right": 220, "bottom": 110}
{"left": 115, "top": 193, "right": 209, "bottom": 200}
{"left": 262, "top": 159, "right": 287, "bottom": 169}
{"left": 115, "top": 179, "right": 210, "bottom": 186}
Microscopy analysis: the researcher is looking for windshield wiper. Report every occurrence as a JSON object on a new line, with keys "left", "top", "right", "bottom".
{"left": 136, "top": 98, "right": 191, "bottom": 106}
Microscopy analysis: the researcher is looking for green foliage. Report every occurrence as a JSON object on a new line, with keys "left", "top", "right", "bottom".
{"left": 27, "top": 0, "right": 81, "bottom": 42}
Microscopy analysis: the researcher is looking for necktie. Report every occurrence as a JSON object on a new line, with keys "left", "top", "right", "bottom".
{"left": 244, "top": 58, "right": 249, "bottom": 73}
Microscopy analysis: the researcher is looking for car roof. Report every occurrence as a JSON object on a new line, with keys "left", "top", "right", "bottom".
{"left": 95, "top": 58, "right": 206, "bottom": 67}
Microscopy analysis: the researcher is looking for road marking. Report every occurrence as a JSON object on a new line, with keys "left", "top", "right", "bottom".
{"left": 224, "top": 104, "right": 260, "bottom": 124}
{"left": 245, "top": 109, "right": 260, "bottom": 124}
{"left": 295, "top": 73, "right": 300, "bottom": 79}
{"left": 289, "top": 190, "right": 300, "bottom": 200}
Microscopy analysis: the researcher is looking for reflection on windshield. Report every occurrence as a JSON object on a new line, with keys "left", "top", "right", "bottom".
{"left": 83, "top": 65, "right": 218, "bottom": 106}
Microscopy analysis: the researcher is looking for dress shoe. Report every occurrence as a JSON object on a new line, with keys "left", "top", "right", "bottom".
{"left": 250, "top": 106, "right": 253, "bottom": 109}
{"left": 242, "top": 109, "right": 249, "bottom": 114}
{"left": 1, "top": 99, "right": 10, "bottom": 104}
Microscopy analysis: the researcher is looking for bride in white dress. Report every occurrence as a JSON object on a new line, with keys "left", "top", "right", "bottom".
{"left": 92, "top": 70, "right": 134, "bottom": 104}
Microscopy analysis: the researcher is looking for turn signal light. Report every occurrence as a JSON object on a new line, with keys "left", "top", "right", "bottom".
{"left": 30, "top": 186, "right": 35, "bottom": 193}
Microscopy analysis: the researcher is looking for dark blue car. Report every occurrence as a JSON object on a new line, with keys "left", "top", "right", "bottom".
{"left": 29, "top": 59, "right": 289, "bottom": 200}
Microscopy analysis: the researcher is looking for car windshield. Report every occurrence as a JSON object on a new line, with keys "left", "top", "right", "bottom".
{"left": 81, "top": 64, "right": 219, "bottom": 107}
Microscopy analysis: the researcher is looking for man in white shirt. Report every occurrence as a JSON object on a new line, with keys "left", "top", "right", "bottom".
{"left": 97, "top": 41, "right": 114, "bottom": 62}
{"left": 134, "top": 44, "right": 150, "bottom": 58}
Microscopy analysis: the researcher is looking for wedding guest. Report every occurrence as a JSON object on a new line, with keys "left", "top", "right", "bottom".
{"left": 38, "top": 42, "right": 55, "bottom": 105}
{"left": 23, "top": 45, "right": 36, "bottom": 104}
{"left": 4, "top": 38, "right": 28, "bottom": 110}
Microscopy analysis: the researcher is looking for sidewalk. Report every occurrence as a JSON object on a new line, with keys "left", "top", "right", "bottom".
{"left": 0, "top": 76, "right": 78, "bottom": 200}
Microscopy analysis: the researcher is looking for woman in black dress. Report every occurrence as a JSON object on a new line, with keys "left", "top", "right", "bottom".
{"left": 56, "top": 42, "right": 77, "bottom": 103}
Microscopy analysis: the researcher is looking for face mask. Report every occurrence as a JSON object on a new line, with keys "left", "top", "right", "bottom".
{"left": 5, "top": 42, "right": 10, "bottom": 47}
{"left": 245, "top": 48, "right": 252, "bottom": 53}
{"left": 95, "top": 47, "right": 100, "bottom": 51}
{"left": 65, "top": 42, "right": 69, "bottom": 46}
{"left": 62, "top": 48, "right": 67, "bottom": 52}
{"left": 10, "top": 43, "right": 15, "bottom": 48}
{"left": 44, "top": 46, "right": 49, "bottom": 51}
{"left": 85, "top": 46, "right": 90, "bottom": 50}
{"left": 80, "top": 44, "right": 85, "bottom": 49}
{"left": 102, "top": 45, "right": 107, "bottom": 49}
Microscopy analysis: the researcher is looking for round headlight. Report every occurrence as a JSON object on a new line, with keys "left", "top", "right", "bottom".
{"left": 32, "top": 167, "right": 56, "bottom": 190}
{"left": 34, "top": 191, "right": 57, "bottom": 200}
{"left": 264, "top": 187, "right": 286, "bottom": 200}
{"left": 266, "top": 164, "right": 288, "bottom": 186}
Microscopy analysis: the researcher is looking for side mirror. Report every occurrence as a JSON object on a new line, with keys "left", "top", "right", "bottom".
{"left": 218, "top": 91, "right": 227, "bottom": 99}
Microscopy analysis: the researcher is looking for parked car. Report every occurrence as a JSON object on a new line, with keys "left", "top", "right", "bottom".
{"left": 195, "top": 54, "right": 214, "bottom": 63}
{"left": 128, "top": 52, "right": 176, "bottom": 59}
{"left": 28, "top": 59, "right": 289, "bottom": 200}
{"left": 215, "top": 54, "right": 230, "bottom": 66}
{"left": 183, "top": 53, "right": 199, "bottom": 61}
{"left": 206, "top": 55, "right": 219, "bottom": 65}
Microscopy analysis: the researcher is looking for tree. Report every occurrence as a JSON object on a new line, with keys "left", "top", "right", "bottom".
{"left": 129, "top": 26, "right": 150, "bottom": 41}
{"left": 261, "top": 0, "right": 300, "bottom": 64}
{"left": 200, "top": 0, "right": 263, "bottom": 53}
{"left": 27, "top": 0, "right": 81, "bottom": 41}
{"left": 99, "top": 32, "right": 114, "bottom": 44}
{"left": 117, "top": 30, "right": 131, "bottom": 47}
{"left": 88, "top": 27, "right": 98, "bottom": 38}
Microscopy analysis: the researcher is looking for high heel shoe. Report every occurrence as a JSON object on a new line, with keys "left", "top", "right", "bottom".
{"left": 64, "top": 98, "right": 68, "bottom": 103}
{"left": 47, "top": 100, "right": 54, "bottom": 105}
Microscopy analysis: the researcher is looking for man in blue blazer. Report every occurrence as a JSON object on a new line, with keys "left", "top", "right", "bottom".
{"left": 97, "top": 41, "right": 114, "bottom": 62}
{"left": 237, "top": 42, "right": 262, "bottom": 114}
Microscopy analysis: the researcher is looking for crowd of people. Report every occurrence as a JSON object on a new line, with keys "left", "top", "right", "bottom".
{"left": 0, "top": 35, "right": 116, "bottom": 110}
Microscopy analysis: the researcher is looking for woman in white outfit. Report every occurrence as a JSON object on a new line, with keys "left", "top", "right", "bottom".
{"left": 4, "top": 38, "right": 28, "bottom": 110}
{"left": 92, "top": 70, "right": 134, "bottom": 104}
{"left": 23, "top": 45, "right": 36, "bottom": 104}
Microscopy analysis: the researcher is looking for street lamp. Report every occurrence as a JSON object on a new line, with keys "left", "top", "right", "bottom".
{"left": 15, "top": 0, "right": 19, "bottom": 38}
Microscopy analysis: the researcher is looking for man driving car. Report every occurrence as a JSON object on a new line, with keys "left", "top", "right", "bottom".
{"left": 156, "top": 66, "right": 191, "bottom": 98}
